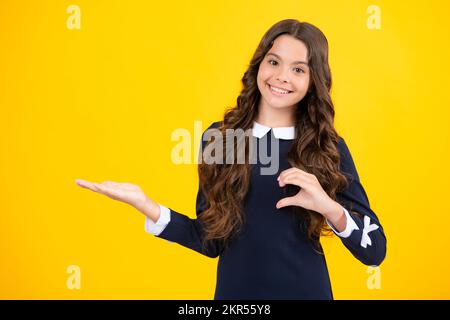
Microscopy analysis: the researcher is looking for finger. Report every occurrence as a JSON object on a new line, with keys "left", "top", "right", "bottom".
{"left": 287, "top": 171, "right": 314, "bottom": 182}
{"left": 283, "top": 169, "right": 316, "bottom": 186}
{"left": 278, "top": 167, "right": 310, "bottom": 182}
{"left": 90, "top": 183, "right": 103, "bottom": 193}
{"left": 76, "top": 179, "right": 100, "bottom": 192}
{"left": 75, "top": 179, "right": 89, "bottom": 187}
{"left": 93, "top": 183, "right": 110, "bottom": 194}
{"left": 94, "top": 183, "right": 120, "bottom": 199}
{"left": 277, "top": 167, "right": 298, "bottom": 181}
{"left": 102, "top": 181, "right": 119, "bottom": 187}
{"left": 121, "top": 182, "right": 135, "bottom": 188}
{"left": 279, "top": 172, "right": 304, "bottom": 187}
{"left": 280, "top": 175, "right": 307, "bottom": 188}
{"left": 276, "top": 196, "right": 297, "bottom": 209}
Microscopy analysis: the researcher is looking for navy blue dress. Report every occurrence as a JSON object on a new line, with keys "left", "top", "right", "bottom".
{"left": 156, "top": 121, "right": 387, "bottom": 300}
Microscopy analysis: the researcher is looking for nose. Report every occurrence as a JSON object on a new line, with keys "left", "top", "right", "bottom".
{"left": 275, "top": 69, "right": 289, "bottom": 83}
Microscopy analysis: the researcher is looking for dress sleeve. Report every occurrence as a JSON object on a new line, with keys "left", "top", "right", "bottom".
{"left": 332, "top": 137, "right": 387, "bottom": 266}
{"left": 145, "top": 204, "right": 172, "bottom": 237}
{"left": 153, "top": 121, "right": 225, "bottom": 258}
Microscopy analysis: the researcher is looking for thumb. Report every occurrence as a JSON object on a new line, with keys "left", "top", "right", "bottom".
{"left": 276, "top": 196, "right": 297, "bottom": 209}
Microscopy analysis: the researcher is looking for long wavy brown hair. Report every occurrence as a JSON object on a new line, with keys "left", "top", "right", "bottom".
{"left": 197, "top": 19, "right": 350, "bottom": 254}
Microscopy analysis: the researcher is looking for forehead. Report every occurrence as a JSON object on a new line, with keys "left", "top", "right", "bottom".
{"left": 268, "top": 34, "right": 308, "bottom": 62}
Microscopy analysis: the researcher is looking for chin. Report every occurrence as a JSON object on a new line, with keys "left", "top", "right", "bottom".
{"left": 267, "top": 101, "right": 295, "bottom": 109}
{"left": 262, "top": 96, "right": 293, "bottom": 108}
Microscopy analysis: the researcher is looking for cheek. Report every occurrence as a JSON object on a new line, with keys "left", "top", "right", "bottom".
{"left": 257, "top": 69, "right": 271, "bottom": 93}
{"left": 257, "top": 65, "right": 273, "bottom": 82}
{"left": 293, "top": 77, "right": 310, "bottom": 94}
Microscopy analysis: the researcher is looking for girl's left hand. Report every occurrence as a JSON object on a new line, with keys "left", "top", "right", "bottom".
{"left": 275, "top": 167, "right": 338, "bottom": 218}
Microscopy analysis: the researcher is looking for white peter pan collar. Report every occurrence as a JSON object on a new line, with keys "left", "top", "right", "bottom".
{"left": 252, "top": 121, "right": 295, "bottom": 140}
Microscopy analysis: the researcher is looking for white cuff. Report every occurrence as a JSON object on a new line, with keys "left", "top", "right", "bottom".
{"left": 145, "top": 204, "right": 171, "bottom": 236}
{"left": 327, "top": 206, "right": 360, "bottom": 238}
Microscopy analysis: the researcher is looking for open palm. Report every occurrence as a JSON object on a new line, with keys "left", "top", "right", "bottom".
{"left": 75, "top": 179, "right": 159, "bottom": 220}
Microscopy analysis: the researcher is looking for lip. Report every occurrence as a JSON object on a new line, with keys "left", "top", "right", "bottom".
{"left": 267, "top": 83, "right": 293, "bottom": 96}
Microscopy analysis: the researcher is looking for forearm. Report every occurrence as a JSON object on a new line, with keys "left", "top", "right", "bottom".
{"left": 136, "top": 197, "right": 161, "bottom": 223}
{"left": 323, "top": 201, "right": 346, "bottom": 232}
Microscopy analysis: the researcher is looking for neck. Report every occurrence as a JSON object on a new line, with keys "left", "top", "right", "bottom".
{"left": 255, "top": 103, "right": 296, "bottom": 128}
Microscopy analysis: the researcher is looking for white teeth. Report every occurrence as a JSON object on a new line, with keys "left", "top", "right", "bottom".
{"left": 269, "top": 85, "right": 290, "bottom": 94}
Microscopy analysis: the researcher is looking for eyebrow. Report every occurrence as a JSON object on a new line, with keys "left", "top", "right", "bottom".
{"left": 266, "top": 53, "right": 309, "bottom": 67}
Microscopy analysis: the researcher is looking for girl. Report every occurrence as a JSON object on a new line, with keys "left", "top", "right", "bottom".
{"left": 76, "top": 19, "right": 387, "bottom": 300}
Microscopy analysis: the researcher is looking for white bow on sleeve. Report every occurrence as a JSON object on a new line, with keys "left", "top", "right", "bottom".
{"left": 361, "top": 215, "right": 379, "bottom": 248}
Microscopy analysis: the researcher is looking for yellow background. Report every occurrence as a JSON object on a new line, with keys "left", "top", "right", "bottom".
{"left": 1, "top": 0, "right": 449, "bottom": 299}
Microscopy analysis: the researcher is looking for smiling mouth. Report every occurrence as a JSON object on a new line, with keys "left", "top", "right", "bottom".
{"left": 267, "top": 84, "right": 293, "bottom": 95}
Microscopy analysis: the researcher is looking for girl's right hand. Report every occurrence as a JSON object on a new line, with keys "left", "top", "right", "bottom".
{"left": 75, "top": 179, "right": 160, "bottom": 222}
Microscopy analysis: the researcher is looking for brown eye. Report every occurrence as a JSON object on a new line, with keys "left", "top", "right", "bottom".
{"left": 294, "top": 67, "right": 305, "bottom": 73}
{"left": 268, "top": 59, "right": 278, "bottom": 66}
